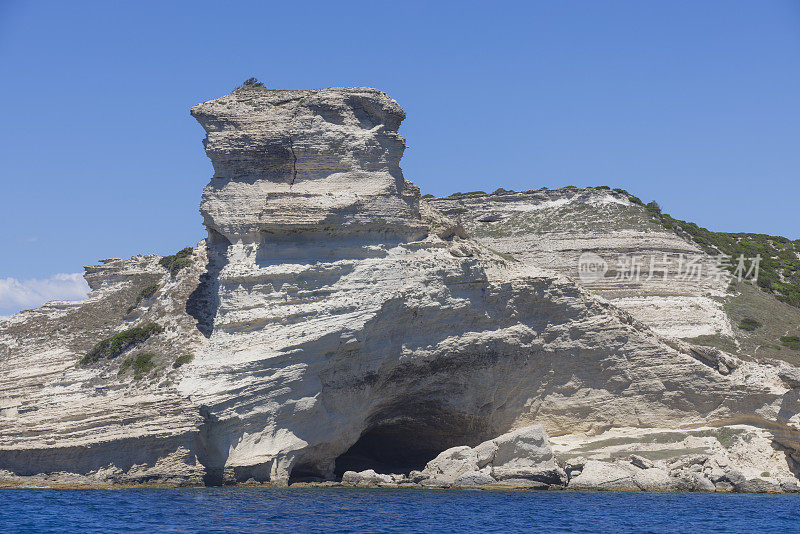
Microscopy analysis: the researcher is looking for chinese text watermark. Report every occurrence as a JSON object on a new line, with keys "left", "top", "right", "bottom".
{"left": 578, "top": 252, "right": 760, "bottom": 284}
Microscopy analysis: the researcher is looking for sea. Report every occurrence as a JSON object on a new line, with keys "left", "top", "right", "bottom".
{"left": 1, "top": 487, "right": 798, "bottom": 533}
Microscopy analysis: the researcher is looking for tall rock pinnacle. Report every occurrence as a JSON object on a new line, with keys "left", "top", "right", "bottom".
{"left": 191, "top": 85, "right": 425, "bottom": 243}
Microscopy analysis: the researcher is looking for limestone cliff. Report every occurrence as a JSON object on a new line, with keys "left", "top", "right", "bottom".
{"left": 1, "top": 85, "right": 798, "bottom": 491}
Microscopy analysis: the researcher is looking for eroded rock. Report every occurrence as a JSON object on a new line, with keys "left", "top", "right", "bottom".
{"left": 568, "top": 461, "right": 639, "bottom": 490}
{"left": 341, "top": 469, "right": 394, "bottom": 486}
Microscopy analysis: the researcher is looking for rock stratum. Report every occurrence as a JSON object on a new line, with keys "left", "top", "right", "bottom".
{"left": 1, "top": 85, "right": 799, "bottom": 492}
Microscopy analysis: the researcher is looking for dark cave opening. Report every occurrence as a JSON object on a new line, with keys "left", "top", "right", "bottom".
{"left": 333, "top": 424, "right": 444, "bottom": 476}
{"left": 332, "top": 406, "right": 494, "bottom": 478}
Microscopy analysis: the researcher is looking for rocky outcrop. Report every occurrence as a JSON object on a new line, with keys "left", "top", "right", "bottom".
{"left": 341, "top": 469, "right": 395, "bottom": 486}
{"left": 413, "top": 425, "right": 566, "bottom": 488}
{"left": 429, "top": 189, "right": 732, "bottom": 340}
{"left": 191, "top": 86, "right": 425, "bottom": 240}
{"left": 0, "top": 254, "right": 207, "bottom": 484}
{"left": 1, "top": 85, "right": 799, "bottom": 491}
{"left": 555, "top": 424, "right": 800, "bottom": 492}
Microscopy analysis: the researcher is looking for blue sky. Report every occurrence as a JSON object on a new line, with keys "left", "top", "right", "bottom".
{"left": 1, "top": 0, "right": 799, "bottom": 315}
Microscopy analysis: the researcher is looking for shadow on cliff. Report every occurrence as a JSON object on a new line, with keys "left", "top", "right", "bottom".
{"left": 0, "top": 433, "right": 200, "bottom": 482}
{"left": 186, "top": 231, "right": 229, "bottom": 338}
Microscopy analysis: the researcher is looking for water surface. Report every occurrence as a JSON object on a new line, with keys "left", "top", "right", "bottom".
{"left": 1, "top": 487, "right": 798, "bottom": 533}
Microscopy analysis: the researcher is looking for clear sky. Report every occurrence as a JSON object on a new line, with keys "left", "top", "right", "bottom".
{"left": 1, "top": 0, "right": 799, "bottom": 315}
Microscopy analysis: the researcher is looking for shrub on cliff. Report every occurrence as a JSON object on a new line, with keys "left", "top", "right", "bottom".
{"left": 780, "top": 336, "right": 800, "bottom": 350}
{"left": 738, "top": 318, "right": 762, "bottom": 331}
{"left": 118, "top": 352, "right": 157, "bottom": 380}
{"left": 235, "top": 77, "right": 265, "bottom": 90}
{"left": 646, "top": 201, "right": 662, "bottom": 216}
{"left": 159, "top": 247, "right": 193, "bottom": 276}
{"left": 173, "top": 353, "right": 195, "bottom": 368}
{"left": 126, "top": 283, "right": 159, "bottom": 314}
{"left": 80, "top": 323, "right": 163, "bottom": 365}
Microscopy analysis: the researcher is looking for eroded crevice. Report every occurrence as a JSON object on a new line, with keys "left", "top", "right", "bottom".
{"left": 195, "top": 405, "right": 223, "bottom": 486}
{"left": 186, "top": 229, "right": 230, "bottom": 338}
{"left": 287, "top": 134, "right": 298, "bottom": 186}
{"left": 287, "top": 101, "right": 301, "bottom": 186}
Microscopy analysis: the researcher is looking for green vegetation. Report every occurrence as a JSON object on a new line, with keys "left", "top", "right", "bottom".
{"left": 737, "top": 318, "right": 762, "bottom": 331}
{"left": 159, "top": 247, "right": 193, "bottom": 276}
{"left": 139, "top": 283, "right": 158, "bottom": 300}
{"left": 80, "top": 323, "right": 163, "bottom": 365}
{"left": 126, "top": 283, "right": 159, "bottom": 314}
{"left": 719, "top": 280, "right": 800, "bottom": 366}
{"left": 595, "top": 185, "right": 611, "bottom": 190}
{"left": 780, "top": 336, "right": 800, "bottom": 350}
{"left": 612, "top": 188, "right": 644, "bottom": 205}
{"left": 173, "top": 353, "right": 195, "bottom": 369}
{"left": 645, "top": 201, "right": 662, "bottom": 216}
{"left": 762, "top": 471, "right": 771, "bottom": 478}
{"left": 643, "top": 203, "right": 800, "bottom": 307}
{"left": 235, "top": 77, "right": 265, "bottom": 90}
{"left": 421, "top": 194, "right": 435, "bottom": 199}
{"left": 689, "top": 426, "right": 747, "bottom": 447}
{"left": 118, "top": 352, "right": 157, "bottom": 380}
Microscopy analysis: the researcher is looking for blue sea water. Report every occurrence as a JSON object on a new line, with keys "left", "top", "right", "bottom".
{"left": 1, "top": 488, "right": 798, "bottom": 533}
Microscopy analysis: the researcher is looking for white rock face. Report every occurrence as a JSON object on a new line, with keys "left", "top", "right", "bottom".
{"left": 429, "top": 189, "right": 733, "bottom": 340}
{"left": 453, "top": 470, "right": 496, "bottom": 486}
{"left": 190, "top": 86, "right": 424, "bottom": 240}
{"left": 417, "top": 425, "right": 565, "bottom": 487}
{"left": 490, "top": 426, "right": 565, "bottom": 483}
{"left": 568, "top": 460, "right": 638, "bottom": 490}
{"left": 341, "top": 469, "right": 393, "bottom": 486}
{"left": 0, "top": 254, "right": 208, "bottom": 483}
{"left": 1, "top": 86, "right": 799, "bottom": 490}
{"left": 631, "top": 468, "right": 674, "bottom": 491}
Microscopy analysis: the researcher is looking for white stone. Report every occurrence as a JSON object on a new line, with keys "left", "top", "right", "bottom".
{"left": 341, "top": 469, "right": 393, "bottom": 485}
{"left": 453, "top": 471, "right": 496, "bottom": 486}
{"left": 568, "top": 461, "right": 638, "bottom": 490}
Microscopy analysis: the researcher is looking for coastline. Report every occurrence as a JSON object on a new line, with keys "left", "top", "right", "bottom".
{"left": 0, "top": 477, "right": 788, "bottom": 494}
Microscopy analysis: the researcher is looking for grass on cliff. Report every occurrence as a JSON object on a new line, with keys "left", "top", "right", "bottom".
{"left": 718, "top": 280, "right": 800, "bottom": 365}
{"left": 173, "top": 353, "right": 195, "bottom": 368}
{"left": 644, "top": 202, "right": 800, "bottom": 307}
{"left": 159, "top": 247, "right": 193, "bottom": 276}
{"left": 126, "top": 283, "right": 159, "bottom": 314}
{"left": 80, "top": 323, "right": 163, "bottom": 365}
{"left": 737, "top": 318, "right": 762, "bottom": 331}
{"left": 118, "top": 352, "right": 157, "bottom": 380}
{"left": 781, "top": 336, "right": 800, "bottom": 350}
